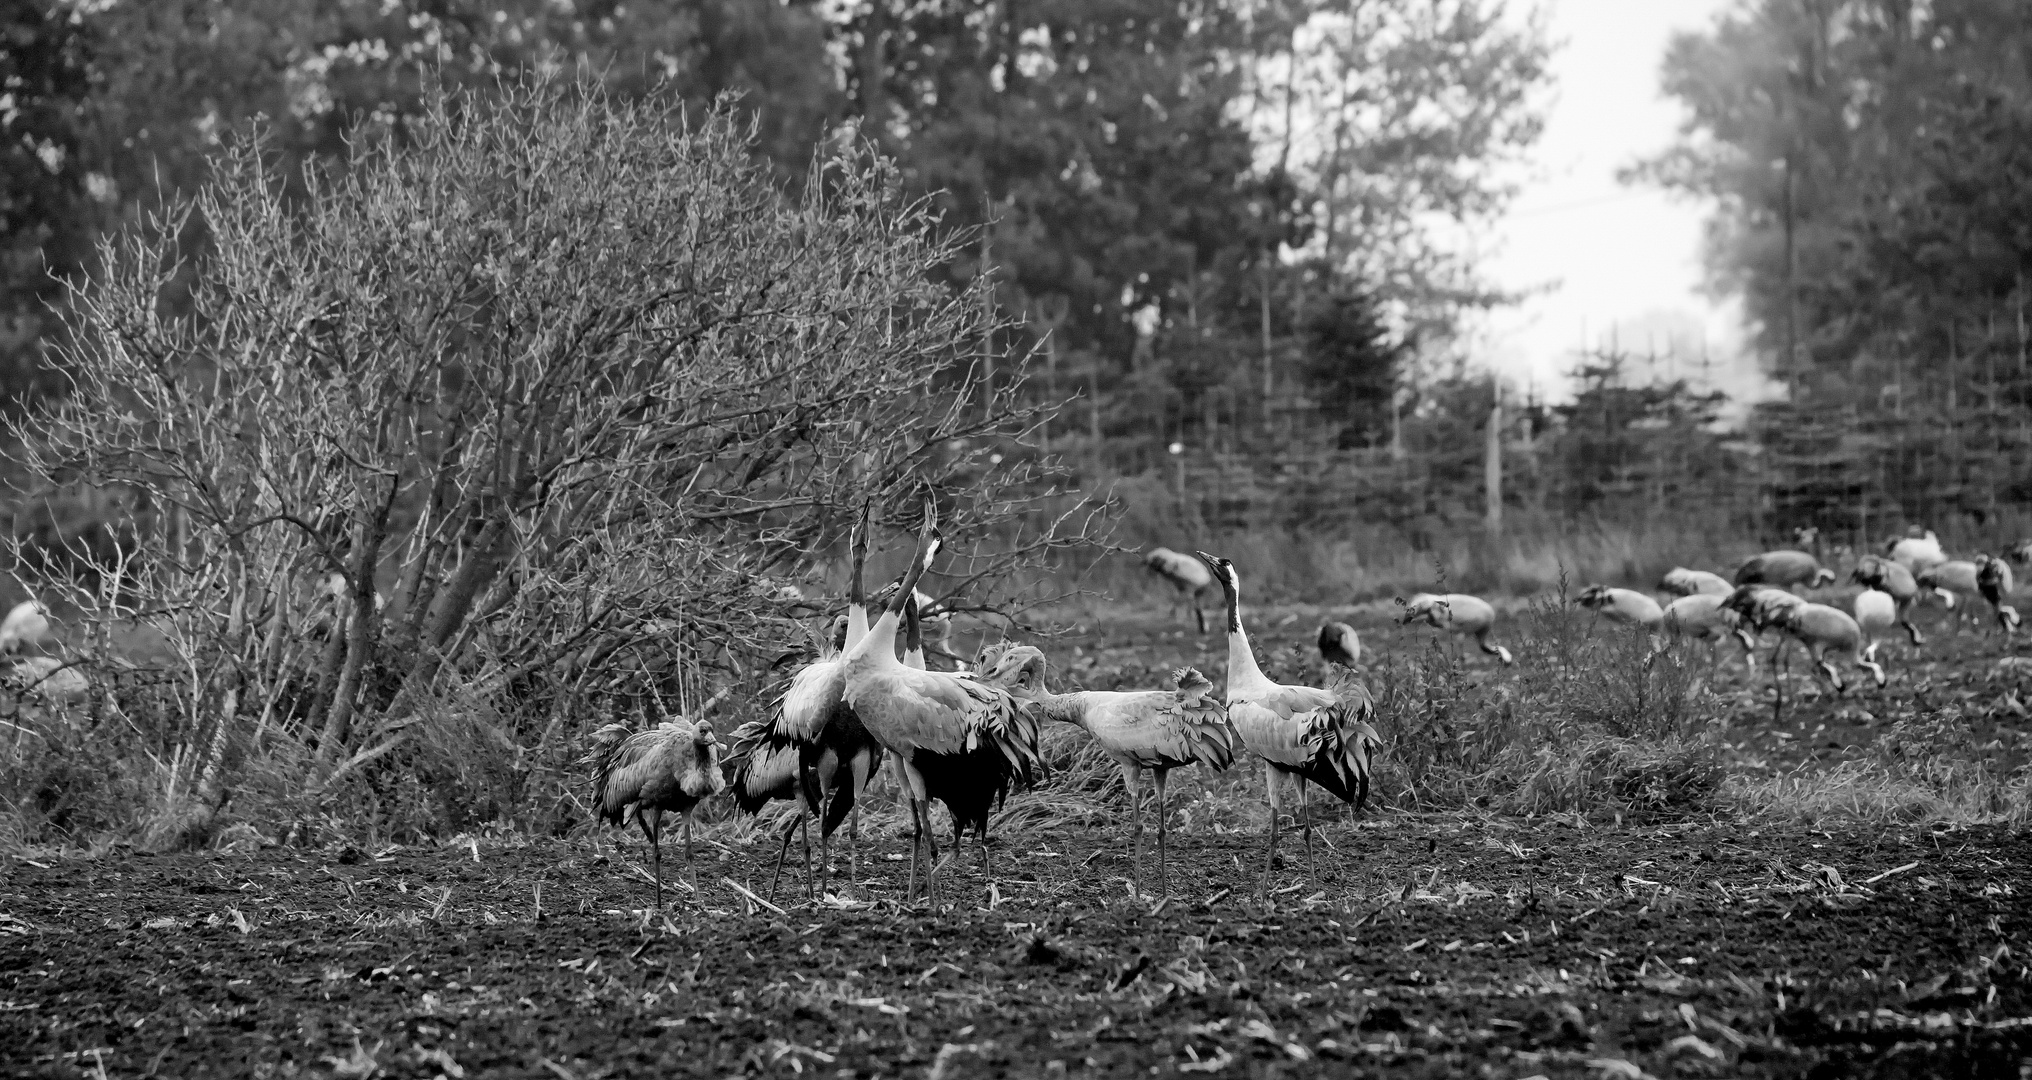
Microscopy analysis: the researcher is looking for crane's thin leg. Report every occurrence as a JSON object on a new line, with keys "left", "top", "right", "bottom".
{"left": 817, "top": 792, "right": 834, "bottom": 899}
{"left": 1153, "top": 768, "right": 1171, "bottom": 901}
{"left": 682, "top": 812, "right": 696, "bottom": 895}
{"left": 1125, "top": 764, "right": 1144, "bottom": 899}
{"left": 921, "top": 799, "right": 942, "bottom": 907}
{"left": 638, "top": 810, "right": 664, "bottom": 912}
{"left": 767, "top": 812, "right": 800, "bottom": 902}
{"left": 905, "top": 797, "right": 924, "bottom": 903}
{"left": 1300, "top": 778, "right": 1318, "bottom": 889}
{"left": 849, "top": 801, "right": 862, "bottom": 885}
{"left": 1261, "top": 767, "right": 1283, "bottom": 901}
{"left": 1771, "top": 638, "right": 1787, "bottom": 725}
{"left": 799, "top": 810, "right": 813, "bottom": 901}
{"left": 1193, "top": 596, "right": 1207, "bottom": 634}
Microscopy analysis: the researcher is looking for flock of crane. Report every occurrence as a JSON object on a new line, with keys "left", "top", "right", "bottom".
{"left": 590, "top": 504, "right": 1380, "bottom": 911}
{"left": 589, "top": 521, "right": 2030, "bottom": 912}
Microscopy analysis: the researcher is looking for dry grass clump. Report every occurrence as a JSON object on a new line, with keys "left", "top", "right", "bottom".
{"left": 1736, "top": 715, "right": 2032, "bottom": 826}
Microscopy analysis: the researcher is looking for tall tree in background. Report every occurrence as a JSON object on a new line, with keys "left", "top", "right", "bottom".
{"left": 1635, "top": 0, "right": 2032, "bottom": 528}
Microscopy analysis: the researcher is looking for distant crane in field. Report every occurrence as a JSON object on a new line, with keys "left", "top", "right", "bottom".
{"left": 0, "top": 600, "right": 54, "bottom": 654}
{"left": 842, "top": 506, "right": 1042, "bottom": 904}
{"left": 588, "top": 715, "right": 726, "bottom": 911}
{"left": 1576, "top": 585, "right": 1665, "bottom": 629}
{"left": 728, "top": 507, "right": 885, "bottom": 899}
{"left": 1734, "top": 550, "right": 1837, "bottom": 591}
{"left": 1662, "top": 593, "right": 1756, "bottom": 668}
{"left": 1196, "top": 551, "right": 1383, "bottom": 896}
{"left": 1916, "top": 559, "right": 1980, "bottom": 613}
{"left": 1769, "top": 601, "right": 1884, "bottom": 692}
{"left": 1854, "top": 588, "right": 1898, "bottom": 662}
{"left": 981, "top": 644, "right": 1235, "bottom": 898}
{"left": 1317, "top": 622, "right": 1361, "bottom": 668}
{"left": 1660, "top": 568, "right": 1731, "bottom": 597}
{"left": 1851, "top": 556, "right": 1926, "bottom": 645}
{"left": 1976, "top": 554, "right": 2020, "bottom": 636}
{"left": 2011, "top": 540, "right": 2032, "bottom": 566}
{"left": 1395, "top": 592, "right": 1514, "bottom": 664}
{"left": 1144, "top": 547, "right": 1213, "bottom": 632}
{"left": 1886, "top": 528, "right": 1947, "bottom": 576}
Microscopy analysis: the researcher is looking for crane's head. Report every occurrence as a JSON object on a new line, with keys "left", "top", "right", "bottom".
{"left": 1190, "top": 551, "right": 1237, "bottom": 593}
{"left": 1575, "top": 584, "right": 1612, "bottom": 610}
{"left": 1394, "top": 593, "right": 1448, "bottom": 626}
{"left": 977, "top": 643, "right": 1047, "bottom": 695}
{"left": 1810, "top": 567, "right": 1837, "bottom": 588}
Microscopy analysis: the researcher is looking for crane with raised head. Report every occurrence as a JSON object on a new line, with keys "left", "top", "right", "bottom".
{"left": 1396, "top": 592, "right": 1513, "bottom": 664}
{"left": 841, "top": 505, "right": 1042, "bottom": 904}
{"left": 1195, "top": 551, "right": 1382, "bottom": 896}
{"left": 981, "top": 644, "right": 1234, "bottom": 899}
{"left": 1145, "top": 547, "right": 1214, "bottom": 632}
{"left": 727, "top": 504, "right": 885, "bottom": 899}
{"left": 588, "top": 714, "right": 726, "bottom": 911}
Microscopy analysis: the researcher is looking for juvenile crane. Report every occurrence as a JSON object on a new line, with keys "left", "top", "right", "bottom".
{"left": 1396, "top": 592, "right": 1514, "bottom": 664}
{"left": 981, "top": 645, "right": 1235, "bottom": 898}
{"left": 1317, "top": 621, "right": 1362, "bottom": 668}
{"left": 1851, "top": 555, "right": 1926, "bottom": 645}
{"left": 1734, "top": 550, "right": 1837, "bottom": 591}
{"left": 1196, "top": 551, "right": 1383, "bottom": 894}
{"left": 1660, "top": 568, "right": 1731, "bottom": 597}
{"left": 1976, "top": 554, "right": 2020, "bottom": 636}
{"left": 588, "top": 715, "right": 726, "bottom": 911}
{"left": 841, "top": 507, "right": 1042, "bottom": 904}
{"left": 1145, "top": 547, "right": 1214, "bottom": 632}
{"left": 1576, "top": 585, "right": 1665, "bottom": 628}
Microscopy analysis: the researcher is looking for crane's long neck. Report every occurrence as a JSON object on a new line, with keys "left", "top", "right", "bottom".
{"left": 1020, "top": 690, "right": 1090, "bottom": 729}
{"left": 845, "top": 503, "right": 870, "bottom": 650}
{"left": 1215, "top": 571, "right": 1268, "bottom": 693}
{"left": 903, "top": 593, "right": 924, "bottom": 670}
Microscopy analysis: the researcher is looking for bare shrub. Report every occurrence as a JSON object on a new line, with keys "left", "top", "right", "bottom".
{"left": 4, "top": 74, "right": 1099, "bottom": 846}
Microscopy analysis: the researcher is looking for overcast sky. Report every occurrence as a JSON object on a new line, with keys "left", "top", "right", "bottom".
{"left": 1470, "top": 0, "right": 1779, "bottom": 407}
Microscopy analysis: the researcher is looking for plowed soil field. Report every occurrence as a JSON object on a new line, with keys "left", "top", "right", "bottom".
{"left": 6, "top": 606, "right": 2032, "bottom": 1078}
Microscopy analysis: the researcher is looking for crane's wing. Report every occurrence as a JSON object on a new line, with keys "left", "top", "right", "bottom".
{"left": 593, "top": 729, "right": 676, "bottom": 825}
{"left": 727, "top": 717, "right": 803, "bottom": 814}
{"left": 862, "top": 669, "right": 1044, "bottom": 786}
{"left": 777, "top": 658, "right": 847, "bottom": 743}
{"left": 1234, "top": 675, "right": 1379, "bottom": 807}
{"left": 1162, "top": 666, "right": 1236, "bottom": 770}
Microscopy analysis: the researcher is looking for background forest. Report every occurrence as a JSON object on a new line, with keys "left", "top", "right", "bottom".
{"left": 5, "top": 0, "right": 2032, "bottom": 599}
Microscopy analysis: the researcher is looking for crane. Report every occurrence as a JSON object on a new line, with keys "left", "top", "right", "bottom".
{"left": 841, "top": 505, "right": 1042, "bottom": 904}
{"left": 1145, "top": 547, "right": 1214, "bottom": 632}
{"left": 728, "top": 504, "right": 885, "bottom": 899}
{"left": 1195, "top": 551, "right": 1383, "bottom": 895}
{"left": 1850, "top": 556, "right": 1926, "bottom": 645}
{"left": 1660, "top": 568, "right": 1731, "bottom": 597}
{"left": 1576, "top": 585, "right": 1665, "bottom": 628}
{"left": 1885, "top": 528, "right": 1947, "bottom": 576}
{"left": 1317, "top": 621, "right": 1361, "bottom": 668}
{"left": 588, "top": 715, "right": 726, "bottom": 911}
{"left": 1396, "top": 593, "right": 1514, "bottom": 664}
{"left": 1853, "top": 588, "right": 1898, "bottom": 662}
{"left": 980, "top": 644, "right": 1235, "bottom": 898}
{"left": 0, "top": 600, "right": 54, "bottom": 655}
{"left": 1662, "top": 593, "right": 1756, "bottom": 669}
{"left": 1734, "top": 550, "right": 1837, "bottom": 591}
{"left": 1976, "top": 554, "right": 2020, "bottom": 636}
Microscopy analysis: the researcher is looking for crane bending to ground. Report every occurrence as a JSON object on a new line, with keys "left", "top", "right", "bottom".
{"left": 1145, "top": 547, "right": 1214, "bottom": 632}
{"left": 1195, "top": 551, "right": 1382, "bottom": 897}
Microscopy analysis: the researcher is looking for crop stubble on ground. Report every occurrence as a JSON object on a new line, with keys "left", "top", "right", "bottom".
{"left": 7, "top": 609, "right": 2032, "bottom": 1077}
